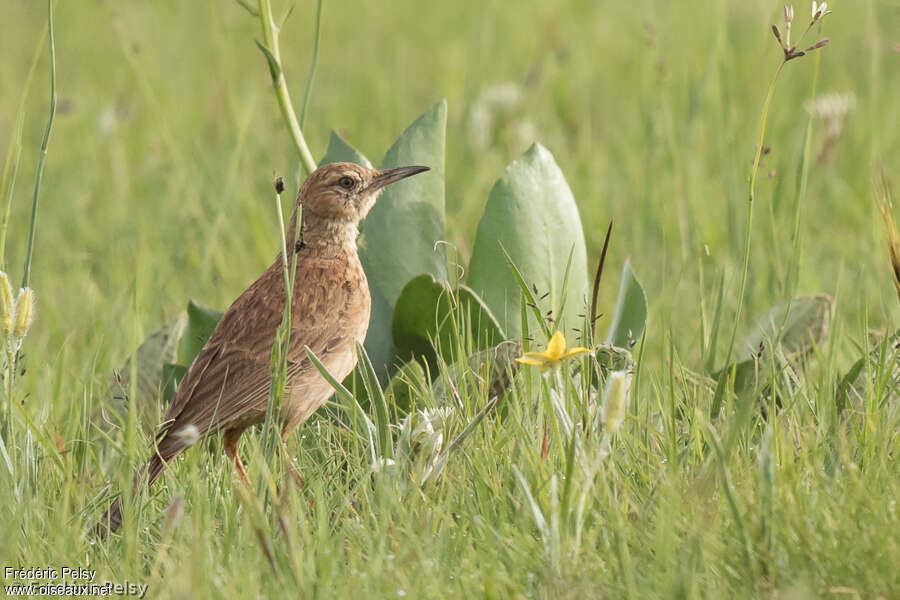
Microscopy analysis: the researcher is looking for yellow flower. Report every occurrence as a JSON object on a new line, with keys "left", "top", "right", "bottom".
{"left": 515, "top": 331, "right": 590, "bottom": 370}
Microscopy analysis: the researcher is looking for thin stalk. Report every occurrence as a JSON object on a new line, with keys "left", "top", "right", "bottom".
{"left": 5, "top": 346, "right": 14, "bottom": 466}
{"left": 299, "top": 0, "right": 324, "bottom": 129}
{"left": 21, "top": 0, "right": 57, "bottom": 289}
{"left": 713, "top": 61, "right": 786, "bottom": 417}
{"left": 257, "top": 0, "right": 317, "bottom": 176}
{"left": 259, "top": 182, "right": 302, "bottom": 499}
{"left": 589, "top": 220, "right": 613, "bottom": 346}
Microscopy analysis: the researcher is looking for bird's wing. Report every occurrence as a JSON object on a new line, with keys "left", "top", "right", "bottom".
{"left": 160, "top": 256, "right": 354, "bottom": 439}
{"left": 158, "top": 341, "right": 305, "bottom": 440}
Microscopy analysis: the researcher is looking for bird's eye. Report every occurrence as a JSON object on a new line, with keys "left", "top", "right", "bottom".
{"left": 338, "top": 176, "right": 356, "bottom": 189}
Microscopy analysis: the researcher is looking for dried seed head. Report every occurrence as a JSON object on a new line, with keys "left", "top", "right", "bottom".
{"left": 274, "top": 176, "right": 285, "bottom": 195}
{"left": 0, "top": 271, "right": 14, "bottom": 338}
{"left": 784, "top": 5, "right": 794, "bottom": 23}
{"left": 13, "top": 287, "right": 34, "bottom": 341}
{"left": 772, "top": 25, "right": 784, "bottom": 48}
{"left": 806, "top": 38, "right": 830, "bottom": 51}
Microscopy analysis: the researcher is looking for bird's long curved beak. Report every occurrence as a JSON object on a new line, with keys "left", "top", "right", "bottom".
{"left": 369, "top": 165, "right": 430, "bottom": 191}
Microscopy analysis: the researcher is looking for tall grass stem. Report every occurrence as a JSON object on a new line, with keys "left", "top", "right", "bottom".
{"left": 21, "top": 0, "right": 57, "bottom": 289}
{"left": 257, "top": 0, "right": 317, "bottom": 176}
{"left": 713, "top": 60, "right": 786, "bottom": 416}
{"left": 299, "top": 0, "right": 323, "bottom": 129}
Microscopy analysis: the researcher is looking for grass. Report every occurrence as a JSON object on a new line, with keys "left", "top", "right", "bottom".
{"left": 1, "top": 0, "right": 899, "bottom": 597}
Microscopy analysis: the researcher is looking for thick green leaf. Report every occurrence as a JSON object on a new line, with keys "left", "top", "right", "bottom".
{"left": 177, "top": 300, "right": 224, "bottom": 366}
{"left": 362, "top": 286, "right": 396, "bottom": 382}
{"left": 737, "top": 294, "right": 833, "bottom": 362}
{"left": 712, "top": 294, "right": 834, "bottom": 404}
{"left": 605, "top": 260, "right": 648, "bottom": 349}
{"left": 358, "top": 100, "right": 448, "bottom": 376}
{"left": 162, "top": 363, "right": 188, "bottom": 404}
{"left": 102, "top": 313, "right": 187, "bottom": 431}
{"left": 432, "top": 339, "right": 523, "bottom": 405}
{"left": 838, "top": 330, "right": 900, "bottom": 411}
{"left": 318, "top": 131, "right": 373, "bottom": 167}
{"left": 467, "top": 143, "right": 588, "bottom": 338}
{"left": 391, "top": 274, "right": 504, "bottom": 372}
{"left": 360, "top": 100, "right": 448, "bottom": 305}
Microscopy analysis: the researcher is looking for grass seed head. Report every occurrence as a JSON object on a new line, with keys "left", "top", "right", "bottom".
{"left": 13, "top": 287, "right": 34, "bottom": 341}
{"left": 602, "top": 370, "right": 633, "bottom": 434}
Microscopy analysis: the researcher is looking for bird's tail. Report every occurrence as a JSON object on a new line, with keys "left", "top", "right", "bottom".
{"left": 95, "top": 451, "right": 171, "bottom": 536}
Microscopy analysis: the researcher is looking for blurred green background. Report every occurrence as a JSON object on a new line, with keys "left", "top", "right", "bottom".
{"left": 0, "top": 0, "right": 897, "bottom": 397}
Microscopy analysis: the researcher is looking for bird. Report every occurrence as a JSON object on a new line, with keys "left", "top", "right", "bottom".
{"left": 99, "top": 161, "right": 430, "bottom": 533}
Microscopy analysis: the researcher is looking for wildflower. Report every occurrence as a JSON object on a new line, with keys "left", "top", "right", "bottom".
{"left": 396, "top": 407, "right": 451, "bottom": 483}
{"left": 805, "top": 91, "right": 856, "bottom": 137}
{"left": 772, "top": 2, "right": 831, "bottom": 62}
{"left": 601, "top": 370, "right": 632, "bottom": 434}
{"left": 811, "top": 1, "right": 831, "bottom": 22}
{"left": 13, "top": 288, "right": 35, "bottom": 341}
{"left": 515, "top": 330, "right": 590, "bottom": 371}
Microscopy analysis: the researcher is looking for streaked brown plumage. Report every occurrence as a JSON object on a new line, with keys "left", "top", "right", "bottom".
{"left": 100, "top": 162, "right": 429, "bottom": 533}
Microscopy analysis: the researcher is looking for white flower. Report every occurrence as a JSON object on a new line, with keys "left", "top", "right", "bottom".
{"left": 804, "top": 92, "right": 856, "bottom": 137}
{"left": 811, "top": 1, "right": 831, "bottom": 21}
{"left": 174, "top": 424, "right": 201, "bottom": 447}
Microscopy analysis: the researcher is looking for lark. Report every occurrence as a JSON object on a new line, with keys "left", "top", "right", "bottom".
{"left": 100, "top": 162, "right": 429, "bottom": 532}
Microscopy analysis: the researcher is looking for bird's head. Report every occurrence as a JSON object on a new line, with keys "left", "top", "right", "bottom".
{"left": 298, "top": 162, "right": 430, "bottom": 224}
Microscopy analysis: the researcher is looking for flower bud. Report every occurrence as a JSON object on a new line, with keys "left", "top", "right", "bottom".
{"left": 602, "top": 370, "right": 633, "bottom": 434}
{"left": 13, "top": 287, "right": 34, "bottom": 341}
{"left": 0, "top": 271, "right": 14, "bottom": 338}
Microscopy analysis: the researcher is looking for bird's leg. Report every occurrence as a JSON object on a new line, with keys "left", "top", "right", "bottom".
{"left": 223, "top": 428, "right": 249, "bottom": 484}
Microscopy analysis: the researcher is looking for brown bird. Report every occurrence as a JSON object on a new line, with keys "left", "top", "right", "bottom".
{"left": 100, "top": 162, "right": 429, "bottom": 532}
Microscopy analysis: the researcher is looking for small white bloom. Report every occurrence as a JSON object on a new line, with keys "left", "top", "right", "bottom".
{"left": 174, "top": 424, "right": 201, "bottom": 447}
{"left": 804, "top": 92, "right": 856, "bottom": 137}
{"left": 812, "top": 1, "right": 831, "bottom": 21}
